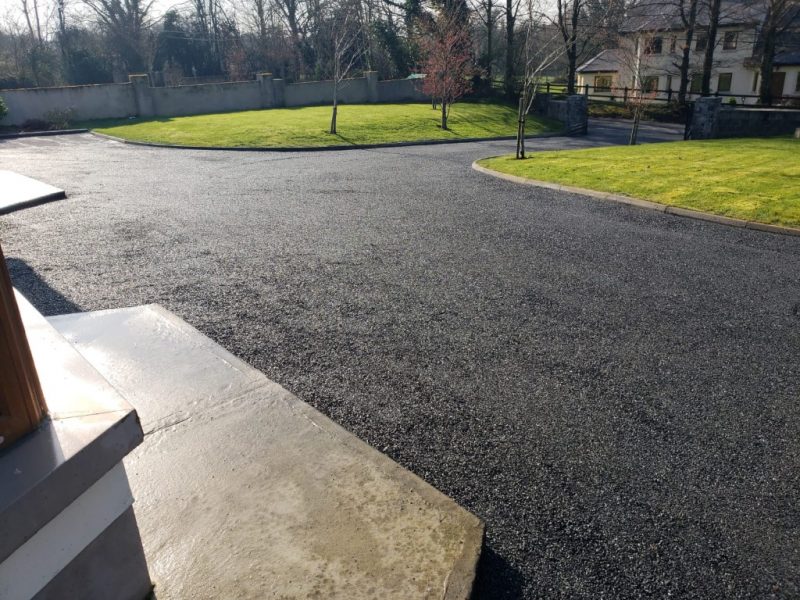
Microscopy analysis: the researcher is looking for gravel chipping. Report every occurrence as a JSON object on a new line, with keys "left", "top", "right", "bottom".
{"left": 1, "top": 120, "right": 798, "bottom": 599}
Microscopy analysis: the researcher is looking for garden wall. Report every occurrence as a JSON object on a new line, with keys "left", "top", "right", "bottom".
{"left": 689, "top": 97, "right": 800, "bottom": 139}
{"left": 1, "top": 82, "right": 136, "bottom": 125}
{"left": 0, "top": 72, "right": 427, "bottom": 126}
{"left": 533, "top": 93, "right": 588, "bottom": 135}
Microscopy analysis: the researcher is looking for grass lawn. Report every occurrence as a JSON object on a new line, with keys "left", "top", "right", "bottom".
{"left": 85, "top": 101, "right": 560, "bottom": 148}
{"left": 478, "top": 137, "right": 800, "bottom": 228}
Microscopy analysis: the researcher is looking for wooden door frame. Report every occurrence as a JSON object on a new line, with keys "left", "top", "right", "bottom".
{"left": 0, "top": 242, "right": 47, "bottom": 450}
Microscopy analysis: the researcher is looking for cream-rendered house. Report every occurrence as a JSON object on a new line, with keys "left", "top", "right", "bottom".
{"left": 577, "top": 1, "right": 800, "bottom": 104}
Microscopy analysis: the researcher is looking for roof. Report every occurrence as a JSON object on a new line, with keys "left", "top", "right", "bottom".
{"left": 621, "top": 0, "right": 764, "bottom": 33}
{"left": 775, "top": 51, "right": 800, "bottom": 66}
{"left": 576, "top": 49, "right": 622, "bottom": 73}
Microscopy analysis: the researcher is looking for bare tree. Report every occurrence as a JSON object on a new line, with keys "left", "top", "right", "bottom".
{"left": 329, "top": 5, "right": 365, "bottom": 134}
{"left": 273, "top": 0, "right": 308, "bottom": 77}
{"left": 19, "top": 0, "right": 45, "bottom": 84}
{"left": 504, "top": 0, "right": 522, "bottom": 95}
{"left": 674, "top": 0, "right": 700, "bottom": 103}
{"left": 471, "top": 0, "right": 501, "bottom": 81}
{"left": 82, "top": 0, "right": 153, "bottom": 72}
{"left": 515, "top": 0, "right": 567, "bottom": 158}
{"left": 615, "top": 31, "right": 658, "bottom": 144}
{"left": 552, "top": 0, "right": 608, "bottom": 94}
{"left": 755, "top": 0, "right": 798, "bottom": 104}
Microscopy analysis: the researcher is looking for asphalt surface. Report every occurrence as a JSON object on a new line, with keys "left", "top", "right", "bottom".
{"left": 1, "top": 120, "right": 799, "bottom": 599}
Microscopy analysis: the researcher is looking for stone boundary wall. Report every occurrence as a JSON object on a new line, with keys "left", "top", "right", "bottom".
{"left": 533, "top": 93, "right": 588, "bottom": 135}
{"left": 0, "top": 72, "right": 427, "bottom": 126}
{"left": 689, "top": 96, "right": 800, "bottom": 139}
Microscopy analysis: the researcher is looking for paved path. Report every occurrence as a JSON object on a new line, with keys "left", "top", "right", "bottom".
{"left": 1, "top": 121, "right": 799, "bottom": 599}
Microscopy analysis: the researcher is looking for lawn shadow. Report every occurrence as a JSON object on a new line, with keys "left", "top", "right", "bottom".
{"left": 472, "top": 544, "right": 525, "bottom": 599}
{"left": 6, "top": 257, "right": 82, "bottom": 316}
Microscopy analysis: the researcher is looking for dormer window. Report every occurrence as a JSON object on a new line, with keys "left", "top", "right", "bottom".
{"left": 723, "top": 31, "right": 738, "bottom": 50}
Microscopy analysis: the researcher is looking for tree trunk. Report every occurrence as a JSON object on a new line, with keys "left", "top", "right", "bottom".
{"left": 758, "top": 22, "right": 777, "bottom": 105}
{"left": 515, "top": 95, "right": 525, "bottom": 159}
{"left": 629, "top": 104, "right": 641, "bottom": 145}
{"left": 700, "top": 0, "right": 722, "bottom": 96}
{"left": 677, "top": 0, "right": 698, "bottom": 104}
{"left": 441, "top": 99, "right": 447, "bottom": 129}
{"left": 330, "top": 95, "right": 338, "bottom": 134}
{"left": 504, "top": 0, "right": 515, "bottom": 97}
{"left": 486, "top": 1, "right": 493, "bottom": 83}
{"left": 566, "top": 0, "right": 580, "bottom": 95}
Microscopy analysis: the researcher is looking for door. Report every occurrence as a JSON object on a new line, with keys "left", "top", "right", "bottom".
{"left": 770, "top": 72, "right": 786, "bottom": 101}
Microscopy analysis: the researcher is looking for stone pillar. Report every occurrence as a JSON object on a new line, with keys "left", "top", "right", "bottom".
{"left": 365, "top": 71, "right": 379, "bottom": 103}
{"left": 689, "top": 96, "right": 722, "bottom": 140}
{"left": 533, "top": 92, "right": 550, "bottom": 116}
{"left": 129, "top": 74, "right": 155, "bottom": 118}
{"left": 257, "top": 73, "right": 275, "bottom": 108}
{"left": 566, "top": 94, "right": 588, "bottom": 135}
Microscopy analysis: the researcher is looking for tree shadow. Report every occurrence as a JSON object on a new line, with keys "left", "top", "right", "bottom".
{"left": 472, "top": 544, "right": 525, "bottom": 599}
{"left": 6, "top": 257, "right": 82, "bottom": 316}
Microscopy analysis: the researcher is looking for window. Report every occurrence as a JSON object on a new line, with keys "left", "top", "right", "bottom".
{"left": 594, "top": 75, "right": 612, "bottom": 91}
{"left": 695, "top": 33, "right": 708, "bottom": 52}
{"left": 717, "top": 72, "right": 732, "bottom": 92}
{"left": 642, "top": 76, "right": 659, "bottom": 93}
{"left": 752, "top": 72, "right": 759, "bottom": 92}
{"left": 645, "top": 37, "right": 663, "bottom": 55}
{"left": 690, "top": 74, "right": 702, "bottom": 93}
{"left": 666, "top": 75, "right": 673, "bottom": 91}
{"left": 723, "top": 31, "right": 738, "bottom": 50}
{"left": 669, "top": 36, "right": 677, "bottom": 53}
{"left": 796, "top": 73, "right": 800, "bottom": 92}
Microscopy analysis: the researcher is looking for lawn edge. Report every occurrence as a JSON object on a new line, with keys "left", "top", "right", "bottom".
{"left": 89, "top": 129, "right": 566, "bottom": 152}
{"left": 472, "top": 160, "right": 800, "bottom": 238}
{"left": 0, "top": 128, "right": 88, "bottom": 139}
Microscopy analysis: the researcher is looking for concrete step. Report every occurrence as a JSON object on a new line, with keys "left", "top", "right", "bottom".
{"left": 49, "top": 304, "right": 483, "bottom": 599}
{"left": 0, "top": 171, "right": 65, "bottom": 215}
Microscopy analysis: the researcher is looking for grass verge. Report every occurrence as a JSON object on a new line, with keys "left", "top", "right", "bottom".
{"left": 478, "top": 137, "right": 800, "bottom": 228}
{"left": 84, "top": 101, "right": 561, "bottom": 148}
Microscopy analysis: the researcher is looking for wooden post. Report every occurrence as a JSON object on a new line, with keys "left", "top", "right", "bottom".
{"left": 0, "top": 242, "right": 47, "bottom": 450}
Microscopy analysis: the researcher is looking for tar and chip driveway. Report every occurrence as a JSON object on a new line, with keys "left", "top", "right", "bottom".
{"left": 1, "top": 122, "right": 798, "bottom": 599}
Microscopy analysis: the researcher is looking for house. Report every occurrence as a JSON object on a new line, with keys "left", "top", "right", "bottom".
{"left": 576, "top": 0, "right": 800, "bottom": 104}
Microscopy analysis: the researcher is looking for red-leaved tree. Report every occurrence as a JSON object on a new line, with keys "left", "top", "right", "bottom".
{"left": 421, "top": 11, "right": 474, "bottom": 131}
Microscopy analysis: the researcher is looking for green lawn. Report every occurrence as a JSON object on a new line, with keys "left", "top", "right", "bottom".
{"left": 86, "top": 102, "right": 560, "bottom": 148}
{"left": 478, "top": 137, "right": 800, "bottom": 228}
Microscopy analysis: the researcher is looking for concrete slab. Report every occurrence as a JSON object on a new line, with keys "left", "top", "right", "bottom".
{"left": 49, "top": 305, "right": 483, "bottom": 599}
{"left": 1, "top": 293, "right": 142, "bottom": 566}
{"left": 0, "top": 171, "right": 65, "bottom": 215}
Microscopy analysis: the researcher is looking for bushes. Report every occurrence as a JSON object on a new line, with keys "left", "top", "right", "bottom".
{"left": 43, "top": 108, "right": 76, "bottom": 129}
{"left": 20, "top": 118, "right": 53, "bottom": 131}
{"left": 19, "top": 108, "right": 76, "bottom": 132}
{"left": 588, "top": 100, "right": 688, "bottom": 124}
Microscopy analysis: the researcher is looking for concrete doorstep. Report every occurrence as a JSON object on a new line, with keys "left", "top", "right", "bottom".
{"left": 48, "top": 304, "right": 484, "bottom": 599}
{"left": 0, "top": 171, "right": 66, "bottom": 215}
